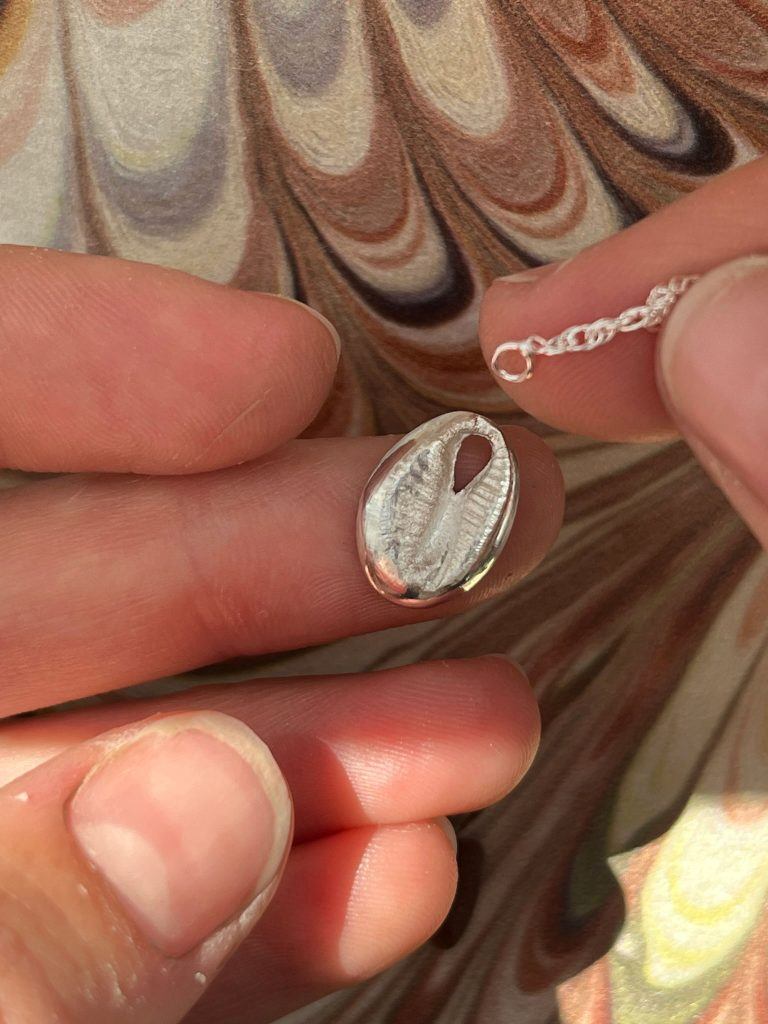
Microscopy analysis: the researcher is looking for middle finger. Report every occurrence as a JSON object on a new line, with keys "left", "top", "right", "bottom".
{"left": 1, "top": 430, "right": 562, "bottom": 714}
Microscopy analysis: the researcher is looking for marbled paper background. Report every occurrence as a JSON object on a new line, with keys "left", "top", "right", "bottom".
{"left": 2, "top": 1, "right": 768, "bottom": 1022}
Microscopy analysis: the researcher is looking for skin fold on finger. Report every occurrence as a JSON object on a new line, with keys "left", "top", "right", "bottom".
{"left": 0, "top": 430, "right": 563, "bottom": 715}
{"left": 0, "top": 246, "right": 339, "bottom": 474}
{"left": 479, "top": 154, "right": 768, "bottom": 441}
{"left": 0, "top": 658, "right": 540, "bottom": 841}
{"left": 186, "top": 821, "right": 459, "bottom": 1024}
{"left": 0, "top": 711, "right": 292, "bottom": 1024}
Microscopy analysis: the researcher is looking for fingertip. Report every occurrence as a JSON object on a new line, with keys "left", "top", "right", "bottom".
{"left": 480, "top": 159, "right": 768, "bottom": 442}
{"left": 0, "top": 710, "right": 293, "bottom": 1022}
{"left": 480, "top": 264, "right": 676, "bottom": 441}
{"left": 336, "top": 822, "right": 459, "bottom": 979}
{"left": 146, "top": 286, "right": 341, "bottom": 473}
{"left": 0, "top": 248, "right": 342, "bottom": 474}
{"left": 657, "top": 254, "right": 768, "bottom": 400}
{"left": 390, "top": 656, "right": 540, "bottom": 812}
{"left": 187, "top": 819, "right": 461, "bottom": 1021}
{"left": 474, "top": 655, "right": 541, "bottom": 792}
{"left": 65, "top": 711, "right": 292, "bottom": 954}
{"left": 268, "top": 293, "right": 341, "bottom": 363}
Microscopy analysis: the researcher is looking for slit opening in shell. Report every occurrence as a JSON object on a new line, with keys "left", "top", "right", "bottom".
{"left": 453, "top": 434, "right": 493, "bottom": 493}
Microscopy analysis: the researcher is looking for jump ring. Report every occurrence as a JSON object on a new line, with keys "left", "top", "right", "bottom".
{"left": 491, "top": 342, "right": 534, "bottom": 383}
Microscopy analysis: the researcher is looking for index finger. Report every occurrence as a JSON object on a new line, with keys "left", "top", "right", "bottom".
{"left": 479, "top": 156, "right": 768, "bottom": 441}
{"left": 0, "top": 247, "right": 340, "bottom": 474}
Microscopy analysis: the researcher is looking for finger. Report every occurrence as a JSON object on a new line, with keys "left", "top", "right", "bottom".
{"left": 1, "top": 430, "right": 563, "bottom": 714}
{"left": 0, "top": 657, "right": 539, "bottom": 841}
{"left": 658, "top": 256, "right": 768, "bottom": 549}
{"left": 187, "top": 820, "right": 458, "bottom": 1024}
{"left": 0, "top": 246, "right": 339, "bottom": 474}
{"left": 0, "top": 711, "right": 292, "bottom": 1024}
{"left": 479, "top": 155, "right": 768, "bottom": 441}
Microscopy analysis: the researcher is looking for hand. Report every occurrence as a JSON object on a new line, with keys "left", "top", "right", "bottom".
{"left": 0, "top": 247, "right": 564, "bottom": 1023}
{"left": 479, "top": 154, "right": 768, "bottom": 553}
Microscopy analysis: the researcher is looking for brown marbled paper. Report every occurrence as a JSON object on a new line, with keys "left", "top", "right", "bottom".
{"left": 2, "top": 2, "right": 768, "bottom": 1022}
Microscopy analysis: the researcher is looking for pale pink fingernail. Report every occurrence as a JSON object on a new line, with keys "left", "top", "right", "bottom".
{"left": 481, "top": 653, "right": 525, "bottom": 672}
{"left": 276, "top": 295, "right": 341, "bottom": 360}
{"left": 68, "top": 712, "right": 292, "bottom": 957}
{"left": 495, "top": 260, "right": 565, "bottom": 285}
{"left": 435, "top": 816, "right": 458, "bottom": 854}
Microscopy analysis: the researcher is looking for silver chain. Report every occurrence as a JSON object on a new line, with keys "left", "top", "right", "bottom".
{"left": 490, "top": 275, "right": 700, "bottom": 384}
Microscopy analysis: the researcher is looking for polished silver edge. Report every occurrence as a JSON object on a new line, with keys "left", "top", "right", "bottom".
{"left": 356, "top": 412, "right": 519, "bottom": 607}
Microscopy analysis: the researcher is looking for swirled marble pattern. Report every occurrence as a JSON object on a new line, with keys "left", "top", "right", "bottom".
{"left": 2, "top": 1, "right": 768, "bottom": 1021}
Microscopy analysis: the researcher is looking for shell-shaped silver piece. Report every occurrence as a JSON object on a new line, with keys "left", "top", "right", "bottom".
{"left": 357, "top": 412, "right": 519, "bottom": 607}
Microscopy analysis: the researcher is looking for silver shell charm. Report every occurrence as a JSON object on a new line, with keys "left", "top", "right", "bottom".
{"left": 357, "top": 412, "right": 519, "bottom": 606}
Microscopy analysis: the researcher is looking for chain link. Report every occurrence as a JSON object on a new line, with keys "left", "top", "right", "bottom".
{"left": 491, "top": 275, "right": 699, "bottom": 384}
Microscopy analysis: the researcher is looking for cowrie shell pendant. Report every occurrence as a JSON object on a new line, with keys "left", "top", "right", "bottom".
{"left": 357, "top": 412, "right": 519, "bottom": 607}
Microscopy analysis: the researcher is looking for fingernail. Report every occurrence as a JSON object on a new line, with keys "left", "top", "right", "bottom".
{"left": 481, "top": 653, "right": 525, "bottom": 673}
{"left": 435, "top": 816, "right": 458, "bottom": 854}
{"left": 68, "top": 712, "right": 292, "bottom": 957}
{"left": 279, "top": 295, "right": 341, "bottom": 360}
{"left": 495, "top": 260, "right": 565, "bottom": 285}
{"left": 659, "top": 255, "right": 768, "bottom": 504}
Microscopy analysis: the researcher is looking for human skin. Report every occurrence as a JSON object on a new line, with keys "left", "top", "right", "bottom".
{"left": 0, "top": 245, "right": 562, "bottom": 1023}
{"left": 4, "top": 151, "right": 768, "bottom": 1022}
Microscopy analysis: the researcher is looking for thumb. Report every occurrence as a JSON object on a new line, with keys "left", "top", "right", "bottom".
{"left": 0, "top": 711, "right": 292, "bottom": 1024}
{"left": 658, "top": 255, "right": 768, "bottom": 550}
